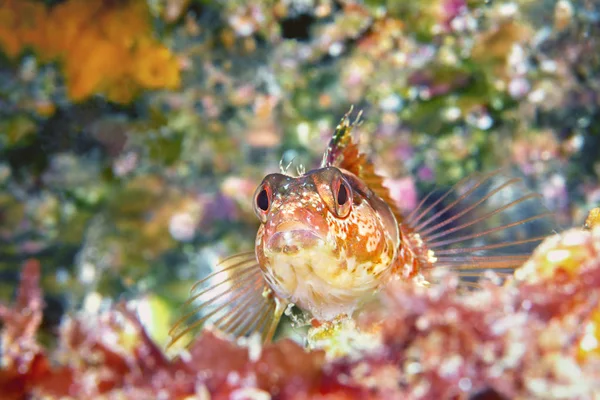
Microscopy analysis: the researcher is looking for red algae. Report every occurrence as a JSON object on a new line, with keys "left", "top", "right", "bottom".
{"left": 3, "top": 228, "right": 600, "bottom": 399}
{"left": 0, "top": 259, "right": 50, "bottom": 400}
{"left": 0, "top": 261, "right": 333, "bottom": 399}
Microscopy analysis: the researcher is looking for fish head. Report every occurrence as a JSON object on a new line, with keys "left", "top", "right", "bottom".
{"left": 253, "top": 166, "right": 400, "bottom": 319}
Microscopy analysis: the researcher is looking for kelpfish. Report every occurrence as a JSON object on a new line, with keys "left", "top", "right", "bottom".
{"left": 168, "top": 111, "right": 555, "bottom": 347}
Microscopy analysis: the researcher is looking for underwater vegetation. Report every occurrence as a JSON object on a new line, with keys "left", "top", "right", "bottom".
{"left": 2, "top": 219, "right": 600, "bottom": 399}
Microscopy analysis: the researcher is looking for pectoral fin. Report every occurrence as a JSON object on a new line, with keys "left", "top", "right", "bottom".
{"left": 167, "top": 251, "right": 285, "bottom": 349}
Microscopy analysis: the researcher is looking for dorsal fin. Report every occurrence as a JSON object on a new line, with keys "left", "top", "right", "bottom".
{"left": 322, "top": 109, "right": 404, "bottom": 223}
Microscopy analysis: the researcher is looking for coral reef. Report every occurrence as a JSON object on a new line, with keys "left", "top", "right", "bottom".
{"left": 2, "top": 223, "right": 600, "bottom": 399}
{"left": 1, "top": 1, "right": 600, "bottom": 398}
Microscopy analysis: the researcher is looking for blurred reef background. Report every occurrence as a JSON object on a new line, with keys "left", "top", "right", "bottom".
{"left": 1, "top": 0, "right": 600, "bottom": 349}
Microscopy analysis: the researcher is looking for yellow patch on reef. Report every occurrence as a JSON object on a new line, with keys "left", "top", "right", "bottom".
{"left": 514, "top": 228, "right": 599, "bottom": 283}
{"left": 135, "top": 294, "right": 173, "bottom": 348}
{"left": 307, "top": 316, "right": 382, "bottom": 360}
{"left": 0, "top": 0, "right": 180, "bottom": 104}
{"left": 515, "top": 208, "right": 600, "bottom": 283}
{"left": 585, "top": 208, "right": 600, "bottom": 230}
{"left": 577, "top": 209, "right": 600, "bottom": 361}
{"left": 514, "top": 225, "right": 600, "bottom": 361}
{"left": 578, "top": 308, "right": 600, "bottom": 359}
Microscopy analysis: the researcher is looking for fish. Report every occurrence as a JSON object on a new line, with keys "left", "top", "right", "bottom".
{"left": 167, "top": 110, "right": 556, "bottom": 348}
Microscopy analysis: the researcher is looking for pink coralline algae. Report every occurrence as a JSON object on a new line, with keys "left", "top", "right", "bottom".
{"left": 2, "top": 226, "right": 600, "bottom": 399}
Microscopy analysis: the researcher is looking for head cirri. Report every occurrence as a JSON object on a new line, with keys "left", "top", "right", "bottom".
{"left": 252, "top": 166, "right": 400, "bottom": 320}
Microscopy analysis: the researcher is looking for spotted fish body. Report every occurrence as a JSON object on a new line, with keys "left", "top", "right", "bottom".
{"left": 168, "top": 112, "right": 556, "bottom": 348}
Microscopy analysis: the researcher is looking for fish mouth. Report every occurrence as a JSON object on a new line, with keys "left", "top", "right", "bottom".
{"left": 266, "top": 221, "right": 324, "bottom": 254}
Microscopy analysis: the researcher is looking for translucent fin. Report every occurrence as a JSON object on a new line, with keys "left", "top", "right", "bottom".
{"left": 406, "top": 168, "right": 559, "bottom": 276}
{"left": 167, "top": 252, "right": 284, "bottom": 350}
{"left": 322, "top": 108, "right": 405, "bottom": 223}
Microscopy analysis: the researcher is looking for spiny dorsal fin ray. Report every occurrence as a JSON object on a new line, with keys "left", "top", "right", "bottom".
{"left": 167, "top": 252, "right": 285, "bottom": 350}
{"left": 322, "top": 108, "right": 404, "bottom": 223}
{"left": 406, "top": 168, "right": 559, "bottom": 277}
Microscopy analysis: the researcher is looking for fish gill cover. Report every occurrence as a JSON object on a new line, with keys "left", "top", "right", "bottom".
{"left": 1, "top": 0, "right": 600, "bottom": 399}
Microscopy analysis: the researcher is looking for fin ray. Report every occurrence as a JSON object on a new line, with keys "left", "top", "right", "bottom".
{"left": 432, "top": 255, "right": 531, "bottom": 270}
{"left": 168, "top": 271, "right": 260, "bottom": 346}
{"left": 183, "top": 264, "right": 256, "bottom": 307}
{"left": 456, "top": 271, "right": 513, "bottom": 278}
{"left": 323, "top": 109, "right": 405, "bottom": 223}
{"left": 433, "top": 235, "right": 549, "bottom": 255}
{"left": 407, "top": 168, "right": 558, "bottom": 278}
{"left": 421, "top": 193, "right": 543, "bottom": 241}
{"left": 220, "top": 293, "right": 261, "bottom": 334}
{"left": 189, "top": 252, "right": 256, "bottom": 292}
{"left": 418, "top": 177, "right": 522, "bottom": 236}
{"left": 167, "top": 252, "right": 284, "bottom": 349}
{"left": 406, "top": 190, "right": 436, "bottom": 224}
{"left": 408, "top": 173, "right": 480, "bottom": 229}
{"left": 427, "top": 213, "right": 554, "bottom": 249}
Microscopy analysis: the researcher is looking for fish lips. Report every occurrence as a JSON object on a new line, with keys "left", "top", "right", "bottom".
{"left": 265, "top": 221, "right": 325, "bottom": 254}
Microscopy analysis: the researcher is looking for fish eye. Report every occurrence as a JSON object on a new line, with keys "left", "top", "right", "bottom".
{"left": 337, "top": 183, "right": 349, "bottom": 205}
{"left": 257, "top": 189, "right": 269, "bottom": 211}
{"left": 313, "top": 168, "right": 353, "bottom": 218}
{"left": 333, "top": 178, "right": 352, "bottom": 218}
{"left": 253, "top": 184, "right": 272, "bottom": 223}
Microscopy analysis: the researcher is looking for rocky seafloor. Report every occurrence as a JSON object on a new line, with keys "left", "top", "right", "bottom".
{"left": 2, "top": 216, "right": 600, "bottom": 399}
